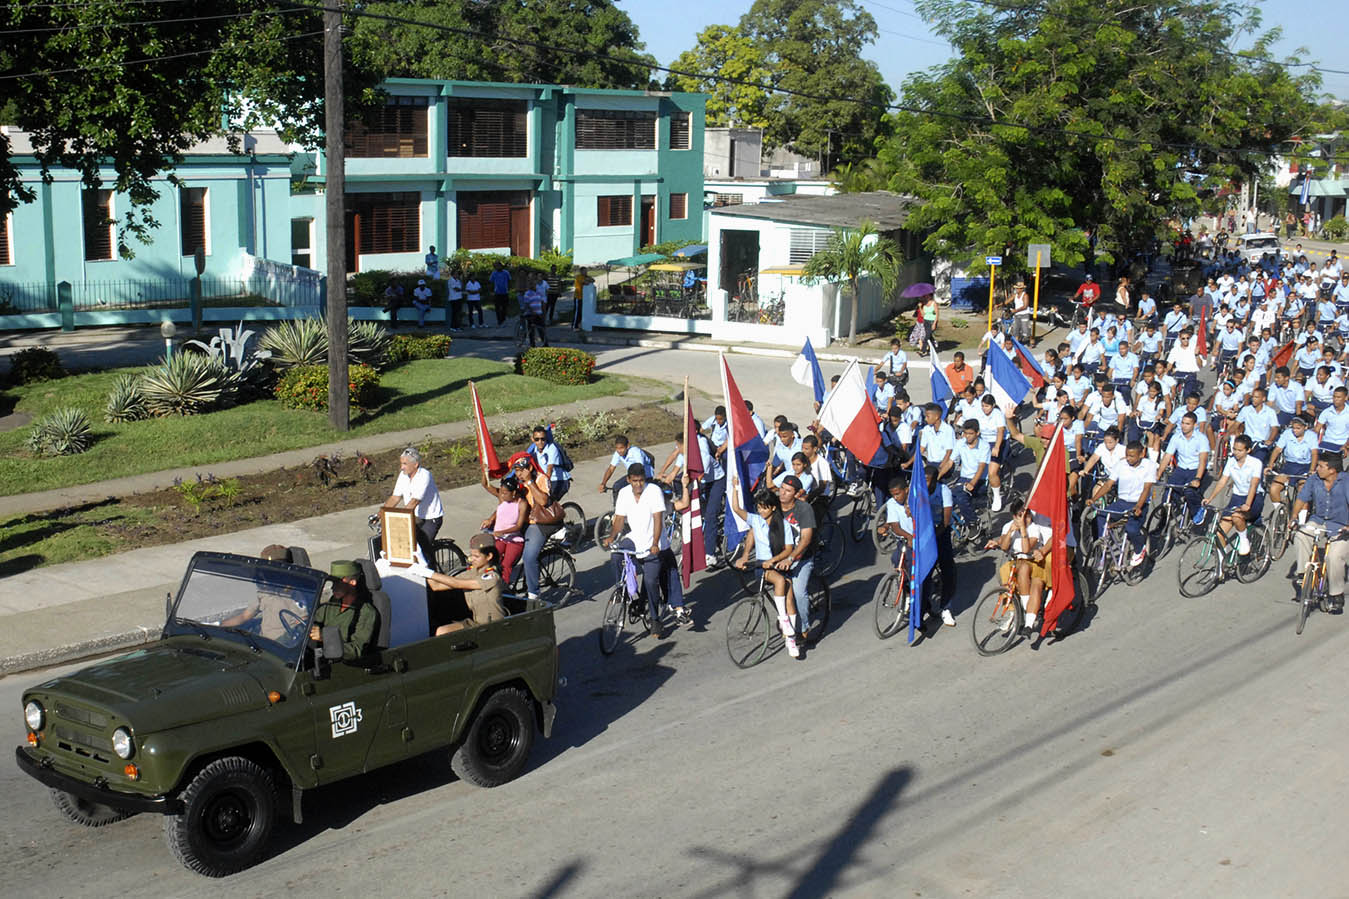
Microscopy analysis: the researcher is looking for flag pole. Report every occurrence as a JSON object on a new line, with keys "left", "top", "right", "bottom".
{"left": 682, "top": 375, "right": 690, "bottom": 454}
{"left": 1031, "top": 250, "right": 1043, "bottom": 346}
{"left": 470, "top": 380, "right": 486, "bottom": 479}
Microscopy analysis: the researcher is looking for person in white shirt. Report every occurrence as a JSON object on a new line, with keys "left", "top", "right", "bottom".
{"left": 983, "top": 500, "right": 1053, "bottom": 633}
{"left": 603, "top": 464, "right": 676, "bottom": 639}
{"left": 1088, "top": 440, "right": 1157, "bottom": 568}
{"left": 445, "top": 268, "right": 464, "bottom": 332}
{"left": 385, "top": 447, "right": 444, "bottom": 569}
{"left": 1201, "top": 434, "right": 1263, "bottom": 555}
{"left": 1166, "top": 329, "right": 1202, "bottom": 397}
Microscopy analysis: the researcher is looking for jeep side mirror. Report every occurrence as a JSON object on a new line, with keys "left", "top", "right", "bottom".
{"left": 165, "top": 591, "right": 173, "bottom": 621}
{"left": 321, "top": 626, "right": 344, "bottom": 661}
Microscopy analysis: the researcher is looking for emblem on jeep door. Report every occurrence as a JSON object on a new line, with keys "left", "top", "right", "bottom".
{"left": 329, "top": 701, "right": 363, "bottom": 737}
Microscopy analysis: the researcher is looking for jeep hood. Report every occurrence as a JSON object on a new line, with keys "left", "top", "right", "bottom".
{"left": 34, "top": 641, "right": 276, "bottom": 733}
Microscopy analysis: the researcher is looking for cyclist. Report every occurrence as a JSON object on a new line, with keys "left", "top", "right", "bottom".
{"left": 1109, "top": 338, "right": 1142, "bottom": 402}
{"left": 769, "top": 421, "right": 805, "bottom": 480}
{"left": 1235, "top": 386, "right": 1280, "bottom": 463}
{"left": 1087, "top": 439, "right": 1157, "bottom": 569}
{"left": 1162, "top": 303, "right": 1190, "bottom": 353}
{"left": 777, "top": 475, "right": 819, "bottom": 643}
{"left": 880, "top": 337, "right": 910, "bottom": 383}
{"left": 1082, "top": 381, "right": 1131, "bottom": 450}
{"left": 800, "top": 434, "right": 834, "bottom": 502}
{"left": 597, "top": 434, "right": 653, "bottom": 500}
{"left": 602, "top": 463, "right": 674, "bottom": 640}
{"left": 918, "top": 402, "right": 957, "bottom": 481}
{"left": 1072, "top": 273, "right": 1101, "bottom": 315}
{"left": 1295, "top": 336, "right": 1323, "bottom": 380}
{"left": 1317, "top": 385, "right": 1349, "bottom": 455}
{"left": 773, "top": 452, "right": 816, "bottom": 495}
{"left": 730, "top": 484, "right": 801, "bottom": 657}
{"left": 1213, "top": 319, "right": 1245, "bottom": 375}
{"left": 1268, "top": 414, "right": 1316, "bottom": 506}
{"left": 1132, "top": 380, "right": 1170, "bottom": 457}
{"left": 952, "top": 421, "right": 991, "bottom": 529}
{"left": 1159, "top": 410, "right": 1210, "bottom": 526}
{"left": 1166, "top": 329, "right": 1203, "bottom": 399}
{"left": 983, "top": 499, "right": 1053, "bottom": 634}
{"left": 968, "top": 393, "right": 1010, "bottom": 511}
{"left": 1160, "top": 391, "right": 1208, "bottom": 446}
{"left": 1268, "top": 366, "right": 1306, "bottom": 427}
{"left": 1069, "top": 426, "right": 1125, "bottom": 500}
{"left": 1201, "top": 434, "right": 1264, "bottom": 556}
{"left": 1138, "top": 321, "right": 1164, "bottom": 368}
{"left": 1306, "top": 366, "right": 1342, "bottom": 419}
{"left": 1078, "top": 328, "right": 1106, "bottom": 376}
{"left": 1290, "top": 452, "right": 1349, "bottom": 613}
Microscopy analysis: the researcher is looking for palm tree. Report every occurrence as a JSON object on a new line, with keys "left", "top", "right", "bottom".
{"left": 801, "top": 221, "right": 902, "bottom": 346}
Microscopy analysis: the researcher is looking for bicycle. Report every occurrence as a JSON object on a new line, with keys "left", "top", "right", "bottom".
{"left": 810, "top": 498, "right": 847, "bottom": 578}
{"left": 1292, "top": 525, "right": 1347, "bottom": 635}
{"left": 367, "top": 513, "right": 467, "bottom": 573}
{"left": 509, "top": 542, "right": 577, "bottom": 608}
{"left": 1262, "top": 468, "right": 1303, "bottom": 564}
{"left": 725, "top": 569, "right": 831, "bottom": 668}
{"left": 1142, "top": 481, "right": 1199, "bottom": 560}
{"left": 969, "top": 550, "right": 1089, "bottom": 655}
{"left": 871, "top": 540, "right": 913, "bottom": 639}
{"left": 1081, "top": 504, "right": 1149, "bottom": 599}
{"left": 849, "top": 485, "right": 877, "bottom": 543}
{"left": 1176, "top": 504, "right": 1271, "bottom": 597}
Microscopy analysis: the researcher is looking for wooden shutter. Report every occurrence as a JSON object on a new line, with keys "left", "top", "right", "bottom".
{"left": 352, "top": 192, "right": 420, "bottom": 255}
{"left": 346, "top": 97, "right": 429, "bottom": 158}
{"left": 575, "top": 110, "right": 656, "bottom": 150}
{"left": 83, "top": 190, "right": 114, "bottom": 261}
{"left": 458, "top": 191, "right": 530, "bottom": 250}
{"left": 0, "top": 213, "right": 10, "bottom": 266}
{"left": 669, "top": 111, "right": 691, "bottom": 150}
{"left": 180, "top": 187, "right": 207, "bottom": 256}
{"left": 597, "top": 195, "right": 633, "bottom": 227}
{"left": 447, "top": 99, "right": 528, "bottom": 157}
{"left": 669, "top": 193, "right": 687, "bottom": 220}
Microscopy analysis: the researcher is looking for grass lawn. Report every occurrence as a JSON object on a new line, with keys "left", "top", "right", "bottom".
{"left": 0, "top": 358, "right": 625, "bottom": 496}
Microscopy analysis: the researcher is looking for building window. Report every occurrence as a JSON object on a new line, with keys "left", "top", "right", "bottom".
{"left": 575, "top": 109, "right": 656, "bottom": 150}
{"left": 457, "top": 191, "right": 532, "bottom": 256}
{"left": 669, "top": 111, "right": 691, "bottom": 150}
{"left": 291, "top": 218, "right": 314, "bottom": 269}
{"left": 669, "top": 193, "right": 687, "bottom": 220}
{"left": 788, "top": 228, "right": 833, "bottom": 265}
{"left": 346, "top": 96, "right": 430, "bottom": 158}
{"left": 597, "top": 195, "right": 633, "bottom": 227}
{"left": 180, "top": 187, "right": 208, "bottom": 257}
{"left": 712, "top": 193, "right": 743, "bottom": 208}
{"left": 447, "top": 98, "right": 528, "bottom": 157}
{"left": 83, "top": 189, "right": 114, "bottom": 261}
{"left": 0, "top": 212, "right": 10, "bottom": 265}
{"left": 350, "top": 192, "right": 420, "bottom": 255}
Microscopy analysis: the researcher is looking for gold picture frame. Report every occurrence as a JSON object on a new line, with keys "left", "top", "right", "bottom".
{"left": 380, "top": 506, "right": 418, "bottom": 567}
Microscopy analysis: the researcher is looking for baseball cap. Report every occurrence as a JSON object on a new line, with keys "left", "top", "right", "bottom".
{"left": 417, "top": 279, "right": 426, "bottom": 285}
{"left": 781, "top": 475, "right": 803, "bottom": 491}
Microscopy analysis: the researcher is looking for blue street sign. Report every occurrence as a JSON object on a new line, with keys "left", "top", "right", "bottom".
{"left": 985, "top": 255, "right": 1002, "bottom": 266}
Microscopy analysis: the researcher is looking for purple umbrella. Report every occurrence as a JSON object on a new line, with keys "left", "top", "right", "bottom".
{"left": 902, "top": 282, "right": 936, "bottom": 298}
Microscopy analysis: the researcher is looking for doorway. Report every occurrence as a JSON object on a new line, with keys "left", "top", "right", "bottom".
{"left": 640, "top": 195, "right": 656, "bottom": 248}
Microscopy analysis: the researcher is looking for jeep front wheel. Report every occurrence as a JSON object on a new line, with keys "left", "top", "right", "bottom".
{"left": 450, "top": 687, "right": 536, "bottom": 788}
{"left": 164, "top": 756, "right": 276, "bottom": 877}
{"left": 50, "top": 788, "right": 136, "bottom": 827}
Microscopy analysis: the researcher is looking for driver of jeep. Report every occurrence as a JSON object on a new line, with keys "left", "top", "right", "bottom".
{"left": 220, "top": 544, "right": 304, "bottom": 644}
{"left": 309, "top": 560, "right": 380, "bottom": 662}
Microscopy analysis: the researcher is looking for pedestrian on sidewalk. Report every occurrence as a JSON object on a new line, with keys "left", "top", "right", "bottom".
{"left": 425, "top": 245, "right": 440, "bottom": 280}
{"left": 546, "top": 265, "right": 562, "bottom": 323}
{"left": 464, "top": 272, "right": 485, "bottom": 328}
{"left": 490, "top": 261, "right": 512, "bottom": 327}
{"left": 573, "top": 267, "right": 593, "bottom": 330}
{"left": 446, "top": 267, "right": 464, "bottom": 332}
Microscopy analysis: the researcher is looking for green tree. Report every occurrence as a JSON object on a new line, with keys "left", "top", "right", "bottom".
{"left": 668, "top": 25, "right": 772, "bottom": 129}
{"left": 868, "top": 0, "right": 1318, "bottom": 274}
{"left": 740, "top": 0, "right": 893, "bottom": 168}
{"left": 349, "top": 0, "right": 654, "bottom": 89}
{"left": 802, "top": 222, "right": 902, "bottom": 345}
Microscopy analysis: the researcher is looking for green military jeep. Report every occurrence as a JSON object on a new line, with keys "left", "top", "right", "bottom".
{"left": 15, "top": 550, "right": 558, "bottom": 877}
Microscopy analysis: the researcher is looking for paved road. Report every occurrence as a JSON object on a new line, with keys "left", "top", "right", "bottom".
{"left": 2, "top": 516, "right": 1344, "bottom": 897}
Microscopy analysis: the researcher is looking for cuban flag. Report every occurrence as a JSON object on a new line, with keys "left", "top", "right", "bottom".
{"left": 720, "top": 355, "right": 771, "bottom": 555}
{"left": 907, "top": 429, "right": 938, "bottom": 644}
{"left": 817, "top": 359, "right": 888, "bottom": 467}
{"left": 790, "top": 337, "right": 827, "bottom": 404}
{"left": 1027, "top": 422, "right": 1075, "bottom": 636}
{"left": 1008, "top": 335, "right": 1047, "bottom": 388}
{"left": 986, "top": 341, "right": 1033, "bottom": 414}
{"left": 929, "top": 346, "right": 954, "bottom": 407}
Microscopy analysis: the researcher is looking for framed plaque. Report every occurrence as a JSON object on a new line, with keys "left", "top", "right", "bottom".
{"left": 380, "top": 506, "right": 418, "bottom": 567}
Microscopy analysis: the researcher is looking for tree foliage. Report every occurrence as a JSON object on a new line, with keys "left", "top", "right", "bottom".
{"left": 801, "top": 222, "right": 903, "bottom": 345}
{"left": 860, "top": 0, "right": 1319, "bottom": 273}
{"left": 0, "top": 0, "right": 381, "bottom": 246}
{"left": 669, "top": 25, "right": 772, "bottom": 130}
{"left": 348, "top": 0, "right": 653, "bottom": 89}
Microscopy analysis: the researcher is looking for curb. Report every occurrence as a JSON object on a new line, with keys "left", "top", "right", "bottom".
{"left": 1, "top": 626, "right": 158, "bottom": 677}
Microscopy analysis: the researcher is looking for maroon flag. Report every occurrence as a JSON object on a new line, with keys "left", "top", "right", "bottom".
{"left": 680, "top": 392, "right": 706, "bottom": 587}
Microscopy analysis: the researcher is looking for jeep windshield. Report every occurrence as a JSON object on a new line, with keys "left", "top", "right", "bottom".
{"left": 166, "top": 554, "right": 326, "bottom": 666}
{"left": 1242, "top": 236, "right": 1279, "bottom": 250}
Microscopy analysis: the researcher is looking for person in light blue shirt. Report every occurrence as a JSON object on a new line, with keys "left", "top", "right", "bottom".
{"left": 528, "top": 426, "right": 572, "bottom": 502}
{"left": 880, "top": 338, "right": 910, "bottom": 382}
{"left": 1067, "top": 322, "right": 1090, "bottom": 355}
{"left": 1236, "top": 388, "right": 1280, "bottom": 461}
{"left": 1160, "top": 412, "right": 1210, "bottom": 522}
{"left": 770, "top": 424, "right": 805, "bottom": 478}
{"left": 920, "top": 403, "right": 957, "bottom": 479}
{"left": 1317, "top": 298, "right": 1337, "bottom": 327}
{"left": 1267, "top": 366, "right": 1305, "bottom": 426}
{"left": 874, "top": 377, "right": 896, "bottom": 412}
{"left": 1078, "top": 329, "right": 1105, "bottom": 374}
{"left": 598, "top": 435, "right": 653, "bottom": 499}
{"left": 1334, "top": 273, "right": 1349, "bottom": 309}
{"left": 745, "top": 400, "right": 768, "bottom": 439}
{"left": 1163, "top": 305, "right": 1189, "bottom": 347}
{"left": 1064, "top": 366, "right": 1092, "bottom": 405}
{"left": 702, "top": 406, "right": 729, "bottom": 456}
{"left": 1268, "top": 415, "right": 1316, "bottom": 505}
{"left": 951, "top": 422, "right": 991, "bottom": 527}
{"left": 1138, "top": 323, "right": 1163, "bottom": 365}
{"left": 1109, "top": 345, "right": 1140, "bottom": 401}
{"left": 772, "top": 453, "right": 816, "bottom": 494}
{"left": 877, "top": 477, "right": 914, "bottom": 571}
{"left": 1317, "top": 387, "right": 1349, "bottom": 453}
{"left": 1136, "top": 291, "right": 1157, "bottom": 325}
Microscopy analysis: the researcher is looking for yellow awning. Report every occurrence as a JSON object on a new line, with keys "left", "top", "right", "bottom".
{"left": 759, "top": 266, "right": 806, "bottom": 276}
{"left": 648, "top": 262, "right": 705, "bottom": 272}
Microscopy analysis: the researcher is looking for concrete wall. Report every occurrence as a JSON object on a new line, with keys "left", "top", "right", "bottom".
{"left": 704, "top": 128, "right": 764, "bottom": 178}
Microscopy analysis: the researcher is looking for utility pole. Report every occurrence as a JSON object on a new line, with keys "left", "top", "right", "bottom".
{"left": 324, "top": 0, "right": 349, "bottom": 430}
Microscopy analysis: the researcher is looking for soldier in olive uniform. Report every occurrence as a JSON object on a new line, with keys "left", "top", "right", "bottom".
{"left": 309, "top": 560, "right": 380, "bottom": 661}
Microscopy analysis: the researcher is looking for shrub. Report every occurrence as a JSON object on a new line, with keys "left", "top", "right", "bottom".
{"left": 105, "top": 373, "right": 148, "bottom": 423}
{"left": 26, "top": 406, "right": 92, "bottom": 456}
{"left": 387, "top": 333, "right": 452, "bottom": 364}
{"left": 274, "top": 363, "right": 380, "bottom": 411}
{"left": 7, "top": 347, "right": 65, "bottom": 385}
{"left": 514, "top": 347, "right": 595, "bottom": 385}
{"left": 1323, "top": 215, "right": 1349, "bottom": 242}
{"left": 640, "top": 238, "right": 703, "bottom": 257}
{"left": 140, "top": 353, "right": 237, "bottom": 416}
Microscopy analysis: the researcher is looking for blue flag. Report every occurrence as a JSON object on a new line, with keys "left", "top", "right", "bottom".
{"left": 928, "top": 347, "right": 953, "bottom": 407}
{"left": 908, "top": 431, "right": 938, "bottom": 644}
{"left": 863, "top": 361, "right": 876, "bottom": 407}
{"left": 987, "top": 342, "right": 1033, "bottom": 411}
{"left": 790, "top": 338, "right": 826, "bottom": 404}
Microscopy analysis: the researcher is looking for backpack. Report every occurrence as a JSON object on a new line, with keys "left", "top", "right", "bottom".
{"left": 553, "top": 441, "right": 575, "bottom": 473}
{"left": 639, "top": 448, "right": 654, "bottom": 475}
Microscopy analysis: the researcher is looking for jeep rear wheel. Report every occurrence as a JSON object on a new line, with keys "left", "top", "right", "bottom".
{"left": 450, "top": 687, "right": 535, "bottom": 788}
{"left": 50, "top": 788, "right": 136, "bottom": 827}
{"left": 164, "top": 756, "right": 276, "bottom": 877}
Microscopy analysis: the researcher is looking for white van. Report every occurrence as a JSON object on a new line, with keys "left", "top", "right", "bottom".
{"left": 1236, "top": 232, "right": 1281, "bottom": 264}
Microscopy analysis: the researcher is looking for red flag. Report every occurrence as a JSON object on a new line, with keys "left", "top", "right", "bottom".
{"left": 1027, "top": 423, "right": 1075, "bottom": 635}
{"left": 1270, "top": 339, "right": 1297, "bottom": 372}
{"left": 470, "top": 381, "right": 507, "bottom": 478}
{"left": 681, "top": 393, "right": 707, "bottom": 587}
{"left": 1195, "top": 305, "right": 1208, "bottom": 356}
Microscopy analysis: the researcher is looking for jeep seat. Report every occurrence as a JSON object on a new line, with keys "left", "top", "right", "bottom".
{"left": 356, "top": 558, "right": 392, "bottom": 650}
{"left": 288, "top": 546, "right": 311, "bottom": 568}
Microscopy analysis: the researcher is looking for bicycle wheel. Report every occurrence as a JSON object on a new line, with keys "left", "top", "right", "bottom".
{"left": 536, "top": 547, "right": 577, "bottom": 607}
{"left": 1235, "top": 526, "right": 1271, "bottom": 583}
{"left": 667, "top": 512, "right": 683, "bottom": 557}
{"left": 872, "top": 571, "right": 910, "bottom": 640}
{"left": 595, "top": 511, "right": 615, "bottom": 546}
{"left": 872, "top": 516, "right": 898, "bottom": 556}
{"left": 806, "top": 576, "right": 831, "bottom": 642}
{"left": 432, "top": 539, "right": 468, "bottom": 574}
{"left": 1296, "top": 573, "right": 1315, "bottom": 635}
{"left": 1145, "top": 502, "right": 1172, "bottom": 559}
{"left": 1267, "top": 502, "right": 1291, "bottom": 561}
{"left": 849, "top": 489, "right": 875, "bottom": 543}
{"left": 1177, "top": 535, "right": 1219, "bottom": 597}
{"left": 1077, "top": 504, "right": 1099, "bottom": 559}
{"left": 599, "top": 587, "right": 626, "bottom": 654}
{"left": 725, "top": 596, "right": 772, "bottom": 668}
{"left": 814, "top": 513, "right": 846, "bottom": 578}
{"left": 970, "top": 587, "right": 1021, "bottom": 656}
{"left": 1090, "top": 534, "right": 1113, "bottom": 600}
{"left": 560, "top": 502, "right": 587, "bottom": 549}
{"left": 1123, "top": 527, "right": 1148, "bottom": 585}
{"left": 1049, "top": 573, "right": 1089, "bottom": 638}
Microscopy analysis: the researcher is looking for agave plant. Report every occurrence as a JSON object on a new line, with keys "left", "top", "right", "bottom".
{"left": 259, "top": 318, "right": 326, "bottom": 368}
{"left": 27, "top": 406, "right": 92, "bottom": 456}
{"left": 139, "top": 353, "right": 234, "bottom": 416}
{"left": 104, "top": 373, "right": 148, "bottom": 423}
{"left": 348, "top": 320, "right": 391, "bottom": 369}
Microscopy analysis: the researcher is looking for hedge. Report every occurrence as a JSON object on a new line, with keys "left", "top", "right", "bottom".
{"left": 274, "top": 364, "right": 381, "bottom": 411}
{"left": 387, "top": 334, "right": 452, "bottom": 364}
{"left": 6, "top": 347, "right": 66, "bottom": 386}
{"left": 348, "top": 248, "right": 576, "bottom": 308}
{"left": 514, "top": 347, "right": 596, "bottom": 385}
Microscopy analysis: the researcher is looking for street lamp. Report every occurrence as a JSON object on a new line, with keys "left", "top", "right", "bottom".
{"left": 160, "top": 320, "right": 176, "bottom": 360}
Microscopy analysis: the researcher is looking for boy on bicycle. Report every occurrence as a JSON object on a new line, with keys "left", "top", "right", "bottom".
{"left": 952, "top": 422, "right": 990, "bottom": 529}
{"left": 1268, "top": 414, "right": 1316, "bottom": 505}
{"left": 1087, "top": 440, "right": 1157, "bottom": 569}
{"left": 983, "top": 500, "right": 1052, "bottom": 635}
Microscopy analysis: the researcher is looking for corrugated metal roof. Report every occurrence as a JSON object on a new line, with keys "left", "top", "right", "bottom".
{"left": 709, "top": 191, "right": 918, "bottom": 230}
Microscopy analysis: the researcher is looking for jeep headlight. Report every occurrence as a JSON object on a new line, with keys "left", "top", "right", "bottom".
{"left": 111, "top": 727, "right": 134, "bottom": 760}
{"left": 24, "top": 701, "right": 43, "bottom": 732}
